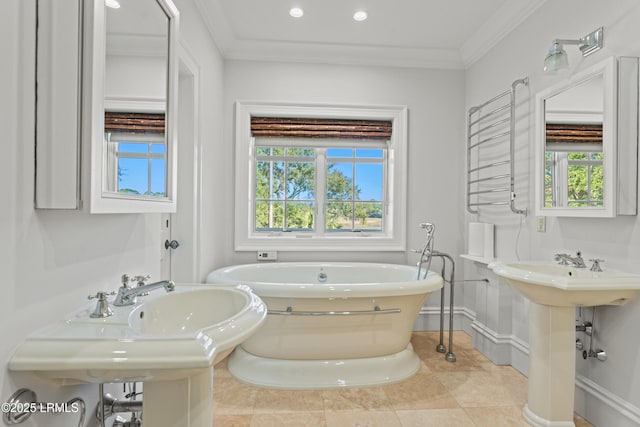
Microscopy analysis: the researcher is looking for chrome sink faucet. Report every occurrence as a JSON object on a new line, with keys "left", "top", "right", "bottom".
{"left": 554, "top": 251, "right": 587, "bottom": 268}
{"left": 113, "top": 274, "right": 175, "bottom": 306}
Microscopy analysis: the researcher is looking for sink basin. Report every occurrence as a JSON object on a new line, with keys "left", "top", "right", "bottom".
{"left": 489, "top": 261, "right": 640, "bottom": 306}
{"left": 9, "top": 284, "right": 267, "bottom": 384}
{"left": 129, "top": 287, "right": 264, "bottom": 364}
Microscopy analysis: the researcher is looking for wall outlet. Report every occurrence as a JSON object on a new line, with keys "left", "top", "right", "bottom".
{"left": 257, "top": 251, "right": 278, "bottom": 261}
{"left": 536, "top": 216, "right": 546, "bottom": 232}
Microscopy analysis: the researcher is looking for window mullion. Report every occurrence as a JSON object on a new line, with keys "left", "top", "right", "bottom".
{"left": 316, "top": 149, "right": 326, "bottom": 234}
{"left": 351, "top": 159, "right": 356, "bottom": 230}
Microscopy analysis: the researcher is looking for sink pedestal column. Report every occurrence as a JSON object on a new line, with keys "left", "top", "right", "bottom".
{"left": 143, "top": 368, "right": 214, "bottom": 427}
{"left": 524, "top": 303, "right": 576, "bottom": 427}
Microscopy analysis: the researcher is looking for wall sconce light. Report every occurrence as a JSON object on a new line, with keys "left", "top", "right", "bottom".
{"left": 543, "top": 27, "right": 604, "bottom": 73}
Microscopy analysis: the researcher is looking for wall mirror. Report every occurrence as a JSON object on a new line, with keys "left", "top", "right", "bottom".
{"left": 88, "top": 0, "right": 179, "bottom": 213}
{"left": 535, "top": 56, "right": 638, "bottom": 217}
{"left": 34, "top": 0, "right": 179, "bottom": 213}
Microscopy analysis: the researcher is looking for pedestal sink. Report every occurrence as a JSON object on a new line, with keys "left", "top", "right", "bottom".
{"left": 9, "top": 283, "right": 267, "bottom": 427}
{"left": 489, "top": 261, "right": 640, "bottom": 427}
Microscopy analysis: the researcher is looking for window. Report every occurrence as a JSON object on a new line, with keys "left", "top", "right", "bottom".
{"left": 106, "top": 134, "right": 167, "bottom": 196}
{"left": 254, "top": 144, "right": 385, "bottom": 233}
{"left": 255, "top": 146, "right": 316, "bottom": 231}
{"left": 545, "top": 151, "right": 604, "bottom": 208}
{"left": 104, "top": 111, "right": 168, "bottom": 198}
{"left": 544, "top": 122, "right": 604, "bottom": 208}
{"left": 235, "top": 102, "right": 408, "bottom": 251}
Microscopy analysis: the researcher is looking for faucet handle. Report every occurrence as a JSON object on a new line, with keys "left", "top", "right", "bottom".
{"left": 88, "top": 291, "right": 116, "bottom": 300}
{"left": 121, "top": 274, "right": 132, "bottom": 287}
{"left": 133, "top": 275, "right": 151, "bottom": 286}
{"left": 589, "top": 258, "right": 605, "bottom": 272}
{"left": 88, "top": 291, "right": 116, "bottom": 318}
{"left": 554, "top": 253, "right": 570, "bottom": 265}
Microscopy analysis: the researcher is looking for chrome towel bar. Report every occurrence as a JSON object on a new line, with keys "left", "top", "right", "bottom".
{"left": 267, "top": 306, "right": 401, "bottom": 316}
{"left": 466, "top": 77, "right": 529, "bottom": 215}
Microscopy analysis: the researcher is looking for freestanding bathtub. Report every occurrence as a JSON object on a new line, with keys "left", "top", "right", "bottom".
{"left": 206, "top": 262, "right": 443, "bottom": 389}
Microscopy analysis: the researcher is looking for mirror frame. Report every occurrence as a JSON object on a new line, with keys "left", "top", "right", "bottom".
{"left": 84, "top": 0, "right": 179, "bottom": 213}
{"left": 534, "top": 57, "right": 620, "bottom": 217}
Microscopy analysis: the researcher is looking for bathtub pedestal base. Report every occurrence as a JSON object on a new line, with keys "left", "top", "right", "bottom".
{"left": 228, "top": 344, "right": 421, "bottom": 390}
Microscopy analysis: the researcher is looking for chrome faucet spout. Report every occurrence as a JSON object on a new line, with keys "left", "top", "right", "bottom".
{"left": 113, "top": 279, "right": 175, "bottom": 306}
{"left": 554, "top": 251, "right": 586, "bottom": 268}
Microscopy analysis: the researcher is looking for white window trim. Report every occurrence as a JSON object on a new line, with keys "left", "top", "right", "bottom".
{"left": 234, "top": 101, "right": 408, "bottom": 251}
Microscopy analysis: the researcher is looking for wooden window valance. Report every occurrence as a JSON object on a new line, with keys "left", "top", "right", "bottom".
{"left": 251, "top": 117, "right": 392, "bottom": 140}
{"left": 104, "top": 112, "right": 165, "bottom": 134}
{"left": 545, "top": 123, "right": 602, "bottom": 144}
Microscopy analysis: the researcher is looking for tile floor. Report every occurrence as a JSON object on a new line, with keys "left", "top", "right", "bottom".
{"left": 213, "top": 331, "right": 594, "bottom": 427}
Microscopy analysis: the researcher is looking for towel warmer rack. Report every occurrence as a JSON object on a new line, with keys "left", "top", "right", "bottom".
{"left": 466, "top": 77, "right": 529, "bottom": 215}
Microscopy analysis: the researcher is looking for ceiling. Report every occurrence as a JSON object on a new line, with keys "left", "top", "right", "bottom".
{"left": 193, "top": 0, "right": 547, "bottom": 69}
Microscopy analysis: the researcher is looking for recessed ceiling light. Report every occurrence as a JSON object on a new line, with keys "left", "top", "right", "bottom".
{"left": 353, "top": 10, "right": 368, "bottom": 22}
{"left": 105, "top": 0, "right": 120, "bottom": 8}
{"left": 289, "top": 7, "right": 304, "bottom": 18}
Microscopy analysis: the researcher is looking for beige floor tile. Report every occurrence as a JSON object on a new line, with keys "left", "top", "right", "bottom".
{"left": 213, "top": 414, "right": 253, "bottom": 427}
{"left": 322, "top": 387, "right": 393, "bottom": 412}
{"left": 253, "top": 388, "right": 324, "bottom": 413}
{"left": 250, "top": 411, "right": 326, "bottom": 427}
{"left": 419, "top": 348, "right": 495, "bottom": 372}
{"left": 213, "top": 377, "right": 259, "bottom": 415}
{"left": 325, "top": 410, "right": 402, "bottom": 427}
{"left": 488, "top": 365, "right": 529, "bottom": 407}
{"left": 383, "top": 367, "right": 459, "bottom": 410}
{"left": 464, "top": 406, "right": 530, "bottom": 427}
{"left": 212, "top": 332, "right": 594, "bottom": 427}
{"left": 436, "top": 370, "right": 519, "bottom": 408}
{"left": 396, "top": 408, "right": 476, "bottom": 427}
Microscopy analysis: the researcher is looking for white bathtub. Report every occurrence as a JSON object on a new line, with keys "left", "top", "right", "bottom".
{"left": 206, "top": 262, "right": 443, "bottom": 389}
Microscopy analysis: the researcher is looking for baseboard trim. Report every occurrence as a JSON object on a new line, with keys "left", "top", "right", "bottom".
{"left": 414, "top": 306, "right": 474, "bottom": 331}
{"left": 575, "top": 374, "right": 640, "bottom": 427}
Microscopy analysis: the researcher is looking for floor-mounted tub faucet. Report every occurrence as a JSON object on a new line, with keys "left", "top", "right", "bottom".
{"left": 414, "top": 222, "right": 435, "bottom": 280}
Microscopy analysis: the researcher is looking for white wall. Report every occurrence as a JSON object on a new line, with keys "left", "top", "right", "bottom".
{"left": 220, "top": 61, "right": 466, "bottom": 267}
{"left": 105, "top": 55, "right": 166, "bottom": 100}
{"left": 0, "top": 0, "right": 223, "bottom": 425}
{"left": 465, "top": 1, "right": 640, "bottom": 425}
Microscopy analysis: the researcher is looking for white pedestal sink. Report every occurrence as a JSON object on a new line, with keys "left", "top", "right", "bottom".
{"left": 489, "top": 261, "right": 640, "bottom": 427}
{"left": 9, "top": 284, "right": 267, "bottom": 427}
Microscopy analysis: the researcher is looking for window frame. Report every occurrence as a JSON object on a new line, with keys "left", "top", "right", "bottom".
{"left": 105, "top": 132, "right": 168, "bottom": 197}
{"left": 234, "top": 101, "right": 408, "bottom": 251}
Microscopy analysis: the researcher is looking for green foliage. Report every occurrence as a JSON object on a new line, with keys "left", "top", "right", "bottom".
{"left": 255, "top": 147, "right": 383, "bottom": 231}
{"left": 119, "top": 188, "right": 140, "bottom": 194}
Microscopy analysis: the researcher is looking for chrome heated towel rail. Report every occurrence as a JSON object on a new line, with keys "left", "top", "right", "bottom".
{"left": 466, "top": 77, "right": 529, "bottom": 215}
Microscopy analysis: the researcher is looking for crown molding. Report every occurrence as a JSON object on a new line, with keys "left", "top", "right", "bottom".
{"left": 460, "top": 0, "right": 548, "bottom": 68}
{"left": 194, "top": 0, "right": 547, "bottom": 70}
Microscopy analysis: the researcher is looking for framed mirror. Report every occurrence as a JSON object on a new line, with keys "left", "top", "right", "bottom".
{"left": 534, "top": 56, "right": 638, "bottom": 217}
{"left": 34, "top": 0, "right": 179, "bottom": 213}
{"left": 85, "top": 0, "right": 179, "bottom": 213}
